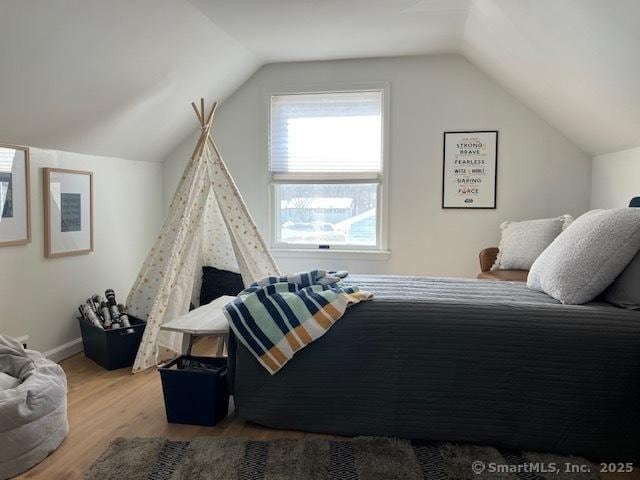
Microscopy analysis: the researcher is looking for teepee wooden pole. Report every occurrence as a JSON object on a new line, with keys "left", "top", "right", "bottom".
{"left": 191, "top": 98, "right": 217, "bottom": 160}
{"left": 191, "top": 129, "right": 207, "bottom": 160}
{"left": 191, "top": 102, "right": 203, "bottom": 126}
{"left": 205, "top": 101, "right": 218, "bottom": 126}
{"left": 191, "top": 97, "right": 226, "bottom": 160}
{"left": 192, "top": 131, "right": 207, "bottom": 160}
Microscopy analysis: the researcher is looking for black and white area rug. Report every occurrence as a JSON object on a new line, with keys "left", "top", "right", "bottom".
{"left": 85, "top": 436, "right": 601, "bottom": 480}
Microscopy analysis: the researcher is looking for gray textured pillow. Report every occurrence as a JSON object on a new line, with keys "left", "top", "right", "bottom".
{"left": 527, "top": 208, "right": 640, "bottom": 304}
{"left": 492, "top": 215, "right": 572, "bottom": 271}
{"left": 602, "top": 251, "right": 640, "bottom": 309}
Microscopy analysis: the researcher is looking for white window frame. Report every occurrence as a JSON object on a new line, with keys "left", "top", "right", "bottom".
{"left": 263, "top": 83, "right": 390, "bottom": 255}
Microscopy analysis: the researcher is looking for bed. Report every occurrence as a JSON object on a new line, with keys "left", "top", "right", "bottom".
{"left": 228, "top": 275, "right": 640, "bottom": 463}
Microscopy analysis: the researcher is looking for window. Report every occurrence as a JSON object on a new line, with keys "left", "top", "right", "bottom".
{"left": 269, "top": 89, "right": 386, "bottom": 250}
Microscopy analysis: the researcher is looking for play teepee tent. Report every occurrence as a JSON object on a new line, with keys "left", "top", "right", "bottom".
{"left": 127, "top": 99, "right": 280, "bottom": 373}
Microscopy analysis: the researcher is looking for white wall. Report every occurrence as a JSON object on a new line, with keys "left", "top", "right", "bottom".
{"left": 0, "top": 148, "right": 162, "bottom": 357}
{"left": 162, "top": 130, "right": 200, "bottom": 209}
{"left": 163, "top": 54, "right": 592, "bottom": 278}
{"left": 591, "top": 146, "right": 640, "bottom": 209}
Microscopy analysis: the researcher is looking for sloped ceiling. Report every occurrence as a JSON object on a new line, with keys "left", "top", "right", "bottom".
{"left": 188, "top": 0, "right": 471, "bottom": 61}
{"left": 0, "top": 0, "right": 638, "bottom": 161}
{"left": 462, "top": 0, "right": 640, "bottom": 156}
{"left": 0, "top": 0, "right": 259, "bottom": 161}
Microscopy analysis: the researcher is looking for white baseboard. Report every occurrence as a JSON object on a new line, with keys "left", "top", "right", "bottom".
{"left": 45, "top": 337, "right": 83, "bottom": 363}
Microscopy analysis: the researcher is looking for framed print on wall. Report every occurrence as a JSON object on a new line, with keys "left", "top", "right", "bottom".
{"left": 43, "top": 168, "right": 93, "bottom": 258}
{"left": 0, "top": 144, "right": 31, "bottom": 246}
{"left": 442, "top": 130, "right": 498, "bottom": 209}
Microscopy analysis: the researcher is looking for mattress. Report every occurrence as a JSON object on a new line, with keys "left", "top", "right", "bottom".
{"left": 229, "top": 276, "right": 640, "bottom": 463}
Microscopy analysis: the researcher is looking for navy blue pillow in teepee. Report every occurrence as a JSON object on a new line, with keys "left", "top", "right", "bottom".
{"left": 200, "top": 266, "right": 245, "bottom": 306}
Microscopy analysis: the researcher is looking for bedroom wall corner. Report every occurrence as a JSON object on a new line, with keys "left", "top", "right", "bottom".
{"left": 591, "top": 146, "right": 640, "bottom": 209}
{"left": 0, "top": 148, "right": 162, "bottom": 357}
{"left": 161, "top": 130, "right": 199, "bottom": 212}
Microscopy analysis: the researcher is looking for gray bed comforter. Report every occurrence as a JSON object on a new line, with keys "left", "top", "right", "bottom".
{"left": 229, "top": 276, "right": 640, "bottom": 463}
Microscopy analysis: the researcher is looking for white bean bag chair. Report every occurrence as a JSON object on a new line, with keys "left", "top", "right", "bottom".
{"left": 0, "top": 336, "right": 68, "bottom": 479}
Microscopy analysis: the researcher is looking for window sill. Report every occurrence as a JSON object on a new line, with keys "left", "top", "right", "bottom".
{"left": 271, "top": 248, "right": 391, "bottom": 261}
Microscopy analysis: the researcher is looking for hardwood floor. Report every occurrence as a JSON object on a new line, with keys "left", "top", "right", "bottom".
{"left": 15, "top": 338, "right": 639, "bottom": 479}
{"left": 15, "top": 338, "right": 319, "bottom": 480}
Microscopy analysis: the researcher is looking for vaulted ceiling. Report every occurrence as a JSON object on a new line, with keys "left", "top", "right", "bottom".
{"left": 462, "top": 0, "right": 640, "bottom": 156}
{"left": 1, "top": 0, "right": 638, "bottom": 161}
{"left": 0, "top": 0, "right": 259, "bottom": 162}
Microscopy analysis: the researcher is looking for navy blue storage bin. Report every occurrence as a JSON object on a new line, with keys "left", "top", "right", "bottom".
{"left": 159, "top": 356, "right": 229, "bottom": 426}
{"left": 78, "top": 315, "right": 146, "bottom": 370}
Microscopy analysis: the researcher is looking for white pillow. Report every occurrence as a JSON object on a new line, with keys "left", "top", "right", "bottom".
{"left": 492, "top": 215, "right": 573, "bottom": 271}
{"left": 528, "top": 208, "right": 640, "bottom": 304}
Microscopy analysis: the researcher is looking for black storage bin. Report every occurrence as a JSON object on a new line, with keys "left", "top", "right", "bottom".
{"left": 159, "top": 356, "right": 229, "bottom": 426}
{"left": 78, "top": 315, "right": 146, "bottom": 370}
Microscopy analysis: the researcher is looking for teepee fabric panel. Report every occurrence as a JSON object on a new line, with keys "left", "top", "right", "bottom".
{"left": 200, "top": 188, "right": 240, "bottom": 274}
{"left": 127, "top": 155, "right": 211, "bottom": 372}
{"left": 190, "top": 189, "right": 242, "bottom": 307}
{"left": 207, "top": 141, "right": 279, "bottom": 282}
{"left": 160, "top": 232, "right": 202, "bottom": 353}
{"left": 127, "top": 105, "right": 280, "bottom": 373}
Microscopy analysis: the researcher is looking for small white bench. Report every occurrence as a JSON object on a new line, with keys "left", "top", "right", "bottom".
{"left": 160, "top": 295, "right": 235, "bottom": 356}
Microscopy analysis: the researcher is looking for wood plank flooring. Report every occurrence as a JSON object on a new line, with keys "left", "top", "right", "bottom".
{"left": 15, "top": 338, "right": 639, "bottom": 479}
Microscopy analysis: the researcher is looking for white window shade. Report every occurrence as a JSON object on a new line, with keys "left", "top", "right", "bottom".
{"left": 270, "top": 91, "right": 383, "bottom": 179}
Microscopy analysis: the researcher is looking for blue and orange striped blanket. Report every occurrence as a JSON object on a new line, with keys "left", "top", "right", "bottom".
{"left": 223, "top": 270, "right": 373, "bottom": 374}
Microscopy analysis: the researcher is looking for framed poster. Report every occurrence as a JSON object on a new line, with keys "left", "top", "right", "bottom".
{"left": 43, "top": 168, "right": 93, "bottom": 257}
{"left": 0, "top": 144, "right": 31, "bottom": 246}
{"left": 442, "top": 130, "right": 498, "bottom": 209}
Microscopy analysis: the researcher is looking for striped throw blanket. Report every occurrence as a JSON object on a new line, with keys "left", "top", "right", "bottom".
{"left": 223, "top": 270, "right": 372, "bottom": 374}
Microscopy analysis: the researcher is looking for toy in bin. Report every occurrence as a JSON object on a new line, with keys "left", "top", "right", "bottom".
{"left": 77, "top": 289, "right": 146, "bottom": 370}
{"left": 78, "top": 289, "right": 133, "bottom": 332}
